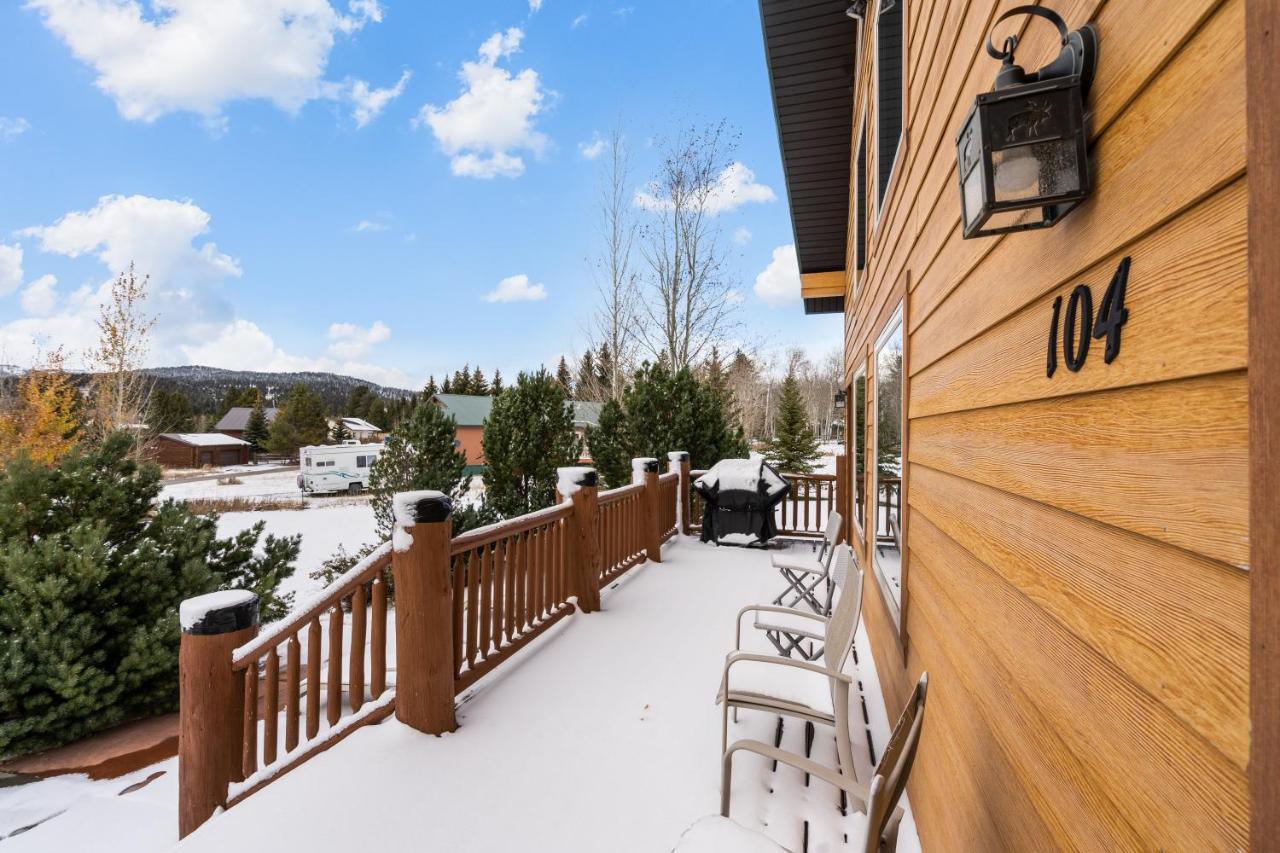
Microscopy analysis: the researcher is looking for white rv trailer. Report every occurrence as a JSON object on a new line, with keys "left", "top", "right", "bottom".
{"left": 297, "top": 441, "right": 384, "bottom": 495}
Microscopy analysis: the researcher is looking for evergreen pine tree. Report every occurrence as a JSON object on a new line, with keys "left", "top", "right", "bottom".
{"left": 482, "top": 369, "right": 581, "bottom": 517}
{"left": 330, "top": 419, "right": 353, "bottom": 443}
{"left": 149, "top": 390, "right": 194, "bottom": 433}
{"left": 423, "top": 376, "right": 439, "bottom": 398}
{"left": 622, "top": 362, "right": 748, "bottom": 469}
{"left": 368, "top": 401, "right": 482, "bottom": 538}
{"left": 221, "top": 385, "right": 244, "bottom": 414}
{"left": 763, "top": 373, "right": 822, "bottom": 473}
{"left": 365, "top": 396, "right": 389, "bottom": 431}
{"left": 242, "top": 401, "right": 270, "bottom": 455}
{"left": 268, "top": 385, "right": 329, "bottom": 456}
{"left": 0, "top": 432, "right": 298, "bottom": 756}
{"left": 238, "top": 387, "right": 261, "bottom": 408}
{"left": 490, "top": 369, "right": 504, "bottom": 394}
{"left": 584, "top": 398, "right": 630, "bottom": 487}
{"left": 555, "top": 356, "right": 574, "bottom": 397}
{"left": 471, "top": 366, "right": 489, "bottom": 395}
{"left": 345, "top": 385, "right": 372, "bottom": 419}
{"left": 453, "top": 365, "right": 471, "bottom": 395}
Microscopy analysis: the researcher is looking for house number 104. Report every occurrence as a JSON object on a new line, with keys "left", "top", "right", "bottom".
{"left": 1046, "top": 256, "right": 1131, "bottom": 378}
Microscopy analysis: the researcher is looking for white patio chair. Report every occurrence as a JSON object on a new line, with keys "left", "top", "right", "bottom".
{"left": 718, "top": 545, "right": 864, "bottom": 775}
{"left": 734, "top": 542, "right": 858, "bottom": 662}
{"left": 771, "top": 509, "right": 842, "bottom": 615}
{"left": 678, "top": 673, "right": 929, "bottom": 853}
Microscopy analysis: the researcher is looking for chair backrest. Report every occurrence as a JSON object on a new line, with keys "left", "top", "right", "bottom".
{"left": 821, "top": 544, "right": 863, "bottom": 677}
{"left": 812, "top": 509, "right": 844, "bottom": 571}
{"left": 859, "top": 672, "right": 929, "bottom": 853}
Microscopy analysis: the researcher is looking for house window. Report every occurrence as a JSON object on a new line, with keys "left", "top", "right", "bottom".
{"left": 876, "top": 0, "right": 904, "bottom": 210}
{"left": 855, "top": 123, "right": 867, "bottom": 272}
{"left": 852, "top": 363, "right": 867, "bottom": 544}
{"left": 873, "top": 304, "right": 904, "bottom": 616}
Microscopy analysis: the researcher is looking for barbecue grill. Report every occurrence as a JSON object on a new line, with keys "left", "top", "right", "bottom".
{"left": 694, "top": 458, "right": 789, "bottom": 546}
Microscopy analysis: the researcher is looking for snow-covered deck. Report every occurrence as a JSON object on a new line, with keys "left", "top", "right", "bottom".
{"left": 180, "top": 536, "right": 919, "bottom": 853}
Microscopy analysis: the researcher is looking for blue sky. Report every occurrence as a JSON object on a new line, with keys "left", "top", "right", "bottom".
{"left": 0, "top": 0, "right": 841, "bottom": 389}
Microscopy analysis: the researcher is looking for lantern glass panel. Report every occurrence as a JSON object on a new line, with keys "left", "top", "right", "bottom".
{"left": 992, "top": 138, "right": 1079, "bottom": 203}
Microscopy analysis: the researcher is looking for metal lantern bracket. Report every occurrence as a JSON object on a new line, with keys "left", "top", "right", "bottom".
{"left": 987, "top": 5, "right": 1098, "bottom": 94}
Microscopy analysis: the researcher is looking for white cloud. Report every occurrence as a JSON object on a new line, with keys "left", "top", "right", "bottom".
{"left": 415, "top": 28, "right": 548, "bottom": 179}
{"left": 754, "top": 244, "right": 801, "bottom": 307}
{"left": 570, "top": 13, "right": 587, "bottom": 27}
{"left": 327, "top": 319, "right": 391, "bottom": 358}
{"left": 178, "top": 319, "right": 415, "bottom": 388}
{"left": 484, "top": 273, "right": 547, "bottom": 303}
{"left": 579, "top": 133, "right": 606, "bottom": 159}
{"left": 20, "top": 275, "right": 59, "bottom": 316}
{"left": 732, "top": 226, "right": 752, "bottom": 245}
{"left": 529, "top": 0, "right": 543, "bottom": 10}
{"left": 634, "top": 161, "right": 776, "bottom": 215}
{"left": 333, "top": 70, "right": 411, "bottom": 128}
{"left": 0, "top": 117, "right": 29, "bottom": 140}
{"left": 0, "top": 243, "right": 22, "bottom": 294}
{"left": 28, "top": 0, "right": 386, "bottom": 126}
{"left": 352, "top": 219, "right": 389, "bottom": 232}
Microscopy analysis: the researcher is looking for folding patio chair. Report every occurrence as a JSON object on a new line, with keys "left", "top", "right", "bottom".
{"left": 681, "top": 673, "right": 929, "bottom": 853}
{"left": 771, "top": 509, "right": 842, "bottom": 615}
{"left": 718, "top": 545, "right": 864, "bottom": 773}
{"left": 734, "top": 543, "right": 857, "bottom": 662}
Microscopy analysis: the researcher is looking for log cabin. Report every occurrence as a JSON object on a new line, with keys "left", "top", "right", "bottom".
{"left": 758, "top": 0, "right": 1274, "bottom": 847}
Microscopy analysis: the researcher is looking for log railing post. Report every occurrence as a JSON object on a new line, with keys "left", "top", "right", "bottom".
{"left": 669, "top": 451, "right": 690, "bottom": 535}
{"left": 559, "top": 467, "right": 602, "bottom": 613}
{"left": 634, "top": 457, "right": 662, "bottom": 563}
{"left": 178, "top": 590, "right": 259, "bottom": 838}
{"left": 392, "top": 490, "right": 457, "bottom": 735}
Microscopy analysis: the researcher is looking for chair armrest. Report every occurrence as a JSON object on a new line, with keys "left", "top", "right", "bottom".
{"left": 734, "top": 604, "right": 828, "bottom": 649}
{"left": 719, "top": 652, "right": 851, "bottom": 699}
{"left": 722, "top": 738, "right": 905, "bottom": 830}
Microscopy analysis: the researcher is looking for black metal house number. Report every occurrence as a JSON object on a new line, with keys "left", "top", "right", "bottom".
{"left": 1046, "top": 256, "right": 1130, "bottom": 378}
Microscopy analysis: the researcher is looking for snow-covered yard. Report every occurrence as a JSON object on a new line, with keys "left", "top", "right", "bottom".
{"left": 0, "top": 537, "right": 918, "bottom": 852}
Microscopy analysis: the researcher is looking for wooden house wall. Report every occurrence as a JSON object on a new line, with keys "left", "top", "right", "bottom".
{"left": 839, "top": 0, "right": 1249, "bottom": 847}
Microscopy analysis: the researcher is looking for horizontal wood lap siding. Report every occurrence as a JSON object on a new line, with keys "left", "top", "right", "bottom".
{"left": 834, "top": 0, "right": 1251, "bottom": 847}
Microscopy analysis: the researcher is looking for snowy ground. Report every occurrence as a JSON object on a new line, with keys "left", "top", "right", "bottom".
{"left": 0, "top": 537, "right": 919, "bottom": 853}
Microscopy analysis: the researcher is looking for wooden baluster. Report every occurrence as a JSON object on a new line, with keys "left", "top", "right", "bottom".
{"left": 349, "top": 585, "right": 366, "bottom": 712}
{"left": 478, "top": 546, "right": 493, "bottom": 659}
{"left": 285, "top": 634, "right": 301, "bottom": 752}
{"left": 242, "top": 666, "right": 258, "bottom": 778}
{"left": 371, "top": 575, "right": 387, "bottom": 700}
{"left": 804, "top": 479, "right": 811, "bottom": 532}
{"left": 307, "top": 617, "right": 321, "bottom": 738}
{"left": 327, "top": 606, "right": 342, "bottom": 726}
{"left": 504, "top": 537, "right": 516, "bottom": 643}
{"left": 495, "top": 539, "right": 508, "bottom": 646}
{"left": 452, "top": 554, "right": 465, "bottom": 678}
{"left": 467, "top": 548, "right": 480, "bottom": 664}
{"left": 537, "top": 524, "right": 549, "bottom": 618}
{"left": 517, "top": 531, "right": 528, "bottom": 633}
{"left": 263, "top": 648, "right": 279, "bottom": 766}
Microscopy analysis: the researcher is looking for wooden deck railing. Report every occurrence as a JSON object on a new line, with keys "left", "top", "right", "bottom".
{"left": 685, "top": 456, "right": 849, "bottom": 542}
{"left": 450, "top": 503, "right": 576, "bottom": 693}
{"left": 177, "top": 455, "right": 690, "bottom": 837}
{"left": 226, "top": 544, "right": 396, "bottom": 810}
{"left": 598, "top": 482, "right": 645, "bottom": 586}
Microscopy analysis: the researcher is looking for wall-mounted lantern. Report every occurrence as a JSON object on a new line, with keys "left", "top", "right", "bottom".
{"left": 956, "top": 6, "right": 1097, "bottom": 239}
{"left": 833, "top": 389, "right": 847, "bottom": 411}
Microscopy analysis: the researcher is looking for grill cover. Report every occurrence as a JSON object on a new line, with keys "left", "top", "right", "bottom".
{"left": 695, "top": 458, "right": 790, "bottom": 546}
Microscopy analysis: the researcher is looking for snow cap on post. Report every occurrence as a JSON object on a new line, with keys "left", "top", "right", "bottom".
{"left": 557, "top": 466, "right": 598, "bottom": 497}
{"left": 667, "top": 451, "right": 689, "bottom": 462}
{"left": 631, "top": 457, "right": 659, "bottom": 484}
{"left": 392, "top": 490, "right": 452, "bottom": 551}
{"left": 180, "top": 590, "right": 258, "bottom": 636}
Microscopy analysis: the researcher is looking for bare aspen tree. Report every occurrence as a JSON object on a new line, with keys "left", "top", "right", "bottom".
{"left": 587, "top": 126, "right": 641, "bottom": 400}
{"left": 636, "top": 121, "right": 742, "bottom": 371}
{"left": 89, "top": 263, "right": 156, "bottom": 440}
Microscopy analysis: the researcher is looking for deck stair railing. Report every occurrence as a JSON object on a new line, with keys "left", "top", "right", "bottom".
{"left": 176, "top": 454, "right": 691, "bottom": 838}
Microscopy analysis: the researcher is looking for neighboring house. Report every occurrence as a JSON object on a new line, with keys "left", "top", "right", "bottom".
{"left": 215, "top": 406, "right": 278, "bottom": 439}
{"left": 147, "top": 433, "right": 250, "bottom": 468}
{"left": 328, "top": 416, "right": 385, "bottom": 443}
{"left": 432, "top": 394, "right": 602, "bottom": 472}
